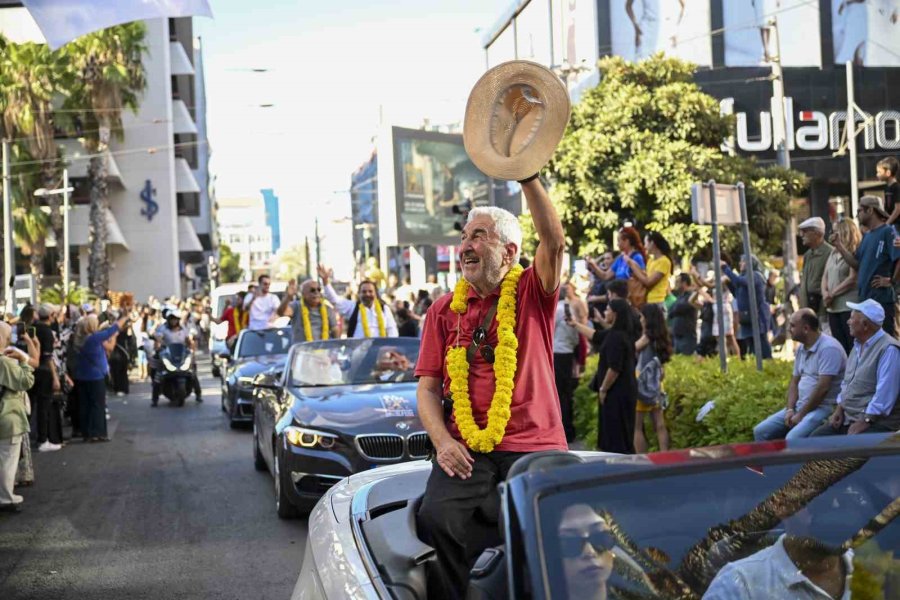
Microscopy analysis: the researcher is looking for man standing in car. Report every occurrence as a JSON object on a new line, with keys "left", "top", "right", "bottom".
{"left": 414, "top": 175, "right": 567, "bottom": 599}
{"left": 277, "top": 278, "right": 340, "bottom": 341}
{"left": 243, "top": 275, "right": 280, "bottom": 331}
{"left": 319, "top": 265, "right": 398, "bottom": 338}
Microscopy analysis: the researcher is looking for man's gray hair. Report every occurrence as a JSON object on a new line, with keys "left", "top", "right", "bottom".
{"left": 467, "top": 206, "right": 522, "bottom": 264}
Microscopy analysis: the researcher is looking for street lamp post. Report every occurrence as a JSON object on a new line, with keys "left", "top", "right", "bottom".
{"left": 34, "top": 168, "right": 75, "bottom": 298}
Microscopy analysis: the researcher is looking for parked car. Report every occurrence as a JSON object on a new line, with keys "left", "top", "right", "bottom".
{"left": 252, "top": 337, "right": 423, "bottom": 518}
{"left": 291, "top": 434, "right": 900, "bottom": 599}
{"left": 220, "top": 327, "right": 292, "bottom": 428}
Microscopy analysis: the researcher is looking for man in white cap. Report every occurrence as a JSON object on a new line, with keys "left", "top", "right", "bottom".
{"left": 812, "top": 299, "right": 900, "bottom": 436}
{"left": 798, "top": 216, "right": 832, "bottom": 321}
{"left": 832, "top": 195, "right": 900, "bottom": 337}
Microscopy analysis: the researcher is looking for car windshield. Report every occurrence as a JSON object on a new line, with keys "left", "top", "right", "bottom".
{"left": 289, "top": 338, "right": 420, "bottom": 387}
{"left": 236, "top": 328, "right": 292, "bottom": 358}
{"left": 536, "top": 453, "right": 900, "bottom": 600}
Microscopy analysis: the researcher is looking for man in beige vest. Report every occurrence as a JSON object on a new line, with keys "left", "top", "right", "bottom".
{"left": 812, "top": 299, "right": 900, "bottom": 436}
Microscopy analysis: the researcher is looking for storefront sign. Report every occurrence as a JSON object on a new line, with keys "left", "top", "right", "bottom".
{"left": 720, "top": 96, "right": 900, "bottom": 153}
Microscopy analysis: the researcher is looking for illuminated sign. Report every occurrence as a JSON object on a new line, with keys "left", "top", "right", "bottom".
{"left": 720, "top": 97, "right": 900, "bottom": 153}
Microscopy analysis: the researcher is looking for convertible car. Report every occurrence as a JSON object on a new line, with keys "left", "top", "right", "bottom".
{"left": 291, "top": 433, "right": 900, "bottom": 599}
{"left": 220, "top": 327, "right": 292, "bottom": 428}
{"left": 252, "top": 337, "right": 424, "bottom": 518}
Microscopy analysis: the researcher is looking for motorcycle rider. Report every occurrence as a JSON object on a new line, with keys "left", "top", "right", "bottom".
{"left": 151, "top": 310, "right": 201, "bottom": 406}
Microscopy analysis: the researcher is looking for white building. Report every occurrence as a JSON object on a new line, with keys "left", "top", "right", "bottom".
{"left": 0, "top": 7, "right": 215, "bottom": 299}
{"left": 217, "top": 196, "right": 273, "bottom": 281}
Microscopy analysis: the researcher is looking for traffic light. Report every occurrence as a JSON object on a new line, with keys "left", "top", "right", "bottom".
{"left": 452, "top": 199, "right": 473, "bottom": 232}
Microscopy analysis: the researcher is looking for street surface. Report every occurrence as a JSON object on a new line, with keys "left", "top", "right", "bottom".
{"left": 0, "top": 355, "right": 307, "bottom": 600}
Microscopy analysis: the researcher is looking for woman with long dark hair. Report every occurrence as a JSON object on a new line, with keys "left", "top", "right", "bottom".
{"left": 626, "top": 231, "right": 674, "bottom": 314}
{"left": 595, "top": 299, "right": 639, "bottom": 454}
{"left": 634, "top": 304, "right": 672, "bottom": 453}
{"left": 594, "top": 227, "right": 647, "bottom": 284}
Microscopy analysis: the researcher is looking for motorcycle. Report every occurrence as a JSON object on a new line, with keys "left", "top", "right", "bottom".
{"left": 155, "top": 343, "right": 196, "bottom": 407}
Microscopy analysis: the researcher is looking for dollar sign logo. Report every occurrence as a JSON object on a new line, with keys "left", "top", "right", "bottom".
{"left": 140, "top": 179, "right": 159, "bottom": 222}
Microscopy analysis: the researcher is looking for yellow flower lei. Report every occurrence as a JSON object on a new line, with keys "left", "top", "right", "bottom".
{"left": 358, "top": 299, "right": 386, "bottom": 337}
{"left": 300, "top": 302, "right": 330, "bottom": 342}
{"left": 446, "top": 264, "right": 523, "bottom": 453}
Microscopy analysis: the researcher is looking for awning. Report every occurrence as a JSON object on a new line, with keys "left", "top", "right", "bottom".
{"left": 178, "top": 217, "right": 203, "bottom": 252}
{"left": 172, "top": 99, "right": 198, "bottom": 135}
{"left": 175, "top": 158, "right": 201, "bottom": 193}
{"left": 68, "top": 206, "right": 129, "bottom": 249}
{"left": 169, "top": 41, "right": 195, "bottom": 76}
{"left": 59, "top": 139, "right": 125, "bottom": 187}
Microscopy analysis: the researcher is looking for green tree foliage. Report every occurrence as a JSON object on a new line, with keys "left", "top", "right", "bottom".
{"left": 547, "top": 55, "right": 807, "bottom": 258}
{"left": 218, "top": 244, "right": 243, "bottom": 284}
{"left": 273, "top": 244, "right": 309, "bottom": 282}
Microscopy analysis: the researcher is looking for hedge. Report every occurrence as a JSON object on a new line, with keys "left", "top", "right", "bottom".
{"left": 574, "top": 354, "right": 795, "bottom": 450}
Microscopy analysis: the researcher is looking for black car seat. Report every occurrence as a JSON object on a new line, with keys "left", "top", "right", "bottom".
{"left": 466, "top": 452, "right": 586, "bottom": 599}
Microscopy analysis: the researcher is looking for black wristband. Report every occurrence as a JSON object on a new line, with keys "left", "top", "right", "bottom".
{"left": 517, "top": 173, "right": 540, "bottom": 184}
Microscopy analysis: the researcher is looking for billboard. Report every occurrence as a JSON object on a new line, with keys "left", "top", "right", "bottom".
{"left": 382, "top": 127, "right": 520, "bottom": 246}
{"left": 724, "top": 0, "right": 822, "bottom": 67}
{"left": 609, "top": 0, "right": 712, "bottom": 66}
{"left": 833, "top": 0, "right": 900, "bottom": 66}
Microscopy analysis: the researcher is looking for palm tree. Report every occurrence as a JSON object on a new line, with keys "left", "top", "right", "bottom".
{"left": 0, "top": 35, "right": 72, "bottom": 285}
{"left": 7, "top": 145, "right": 51, "bottom": 289}
{"left": 64, "top": 23, "right": 146, "bottom": 296}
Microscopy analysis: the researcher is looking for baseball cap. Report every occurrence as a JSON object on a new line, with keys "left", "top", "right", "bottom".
{"left": 847, "top": 299, "right": 885, "bottom": 325}
{"left": 81, "top": 303, "right": 95, "bottom": 314}
{"left": 798, "top": 217, "right": 826, "bottom": 232}
{"left": 859, "top": 195, "right": 890, "bottom": 219}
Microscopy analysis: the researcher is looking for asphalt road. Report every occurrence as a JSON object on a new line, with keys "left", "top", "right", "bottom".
{"left": 0, "top": 354, "right": 307, "bottom": 600}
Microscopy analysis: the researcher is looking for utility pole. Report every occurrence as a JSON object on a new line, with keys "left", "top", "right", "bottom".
{"left": 768, "top": 18, "right": 798, "bottom": 314}
{"left": 62, "top": 168, "right": 71, "bottom": 296}
{"left": 845, "top": 61, "right": 860, "bottom": 216}
{"left": 2, "top": 139, "right": 13, "bottom": 314}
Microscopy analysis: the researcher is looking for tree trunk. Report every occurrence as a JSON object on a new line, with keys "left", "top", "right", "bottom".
{"left": 29, "top": 238, "right": 45, "bottom": 293}
{"left": 87, "top": 153, "right": 109, "bottom": 297}
{"left": 41, "top": 164, "right": 65, "bottom": 280}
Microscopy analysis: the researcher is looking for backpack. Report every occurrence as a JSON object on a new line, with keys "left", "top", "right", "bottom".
{"left": 637, "top": 354, "right": 665, "bottom": 407}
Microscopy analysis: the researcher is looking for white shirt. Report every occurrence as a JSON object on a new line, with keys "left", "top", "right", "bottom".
{"left": 704, "top": 535, "right": 853, "bottom": 600}
{"left": 324, "top": 284, "right": 399, "bottom": 338}
{"left": 243, "top": 293, "right": 280, "bottom": 330}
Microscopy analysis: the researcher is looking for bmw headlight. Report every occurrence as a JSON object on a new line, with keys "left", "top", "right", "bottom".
{"left": 285, "top": 426, "right": 337, "bottom": 450}
{"left": 162, "top": 358, "right": 177, "bottom": 372}
{"left": 180, "top": 355, "right": 192, "bottom": 370}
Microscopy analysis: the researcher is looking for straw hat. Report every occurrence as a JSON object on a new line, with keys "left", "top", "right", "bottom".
{"left": 463, "top": 60, "right": 570, "bottom": 182}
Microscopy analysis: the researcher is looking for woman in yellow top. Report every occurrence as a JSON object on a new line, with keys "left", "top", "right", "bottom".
{"left": 624, "top": 231, "right": 673, "bottom": 313}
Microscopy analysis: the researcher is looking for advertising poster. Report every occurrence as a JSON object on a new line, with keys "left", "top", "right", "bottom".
{"left": 609, "top": 0, "right": 712, "bottom": 66}
{"left": 833, "top": 0, "right": 900, "bottom": 66}
{"left": 724, "top": 0, "right": 821, "bottom": 67}
{"left": 391, "top": 128, "right": 517, "bottom": 246}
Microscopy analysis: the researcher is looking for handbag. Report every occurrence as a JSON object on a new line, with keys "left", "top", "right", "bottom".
{"left": 637, "top": 355, "right": 665, "bottom": 407}
{"left": 627, "top": 277, "right": 647, "bottom": 309}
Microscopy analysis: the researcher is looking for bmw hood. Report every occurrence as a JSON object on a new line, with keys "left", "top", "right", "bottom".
{"left": 287, "top": 382, "right": 421, "bottom": 435}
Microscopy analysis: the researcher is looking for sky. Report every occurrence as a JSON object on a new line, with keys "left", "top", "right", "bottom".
{"left": 196, "top": 0, "right": 511, "bottom": 252}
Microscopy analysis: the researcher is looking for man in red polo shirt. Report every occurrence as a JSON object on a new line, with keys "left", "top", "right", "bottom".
{"left": 415, "top": 176, "right": 567, "bottom": 598}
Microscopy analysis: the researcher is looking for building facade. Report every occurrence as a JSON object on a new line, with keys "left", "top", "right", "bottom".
{"left": 260, "top": 188, "right": 281, "bottom": 255}
{"left": 0, "top": 6, "right": 215, "bottom": 299}
{"left": 217, "top": 195, "right": 273, "bottom": 281}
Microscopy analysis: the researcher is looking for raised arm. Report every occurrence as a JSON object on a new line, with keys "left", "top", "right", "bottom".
{"left": 522, "top": 178, "right": 565, "bottom": 294}
{"left": 318, "top": 265, "right": 356, "bottom": 317}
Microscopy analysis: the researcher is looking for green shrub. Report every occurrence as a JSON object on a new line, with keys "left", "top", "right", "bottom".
{"left": 574, "top": 354, "right": 794, "bottom": 450}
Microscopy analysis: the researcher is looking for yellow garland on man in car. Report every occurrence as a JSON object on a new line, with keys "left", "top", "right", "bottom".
{"left": 300, "top": 302, "right": 330, "bottom": 342}
{"left": 358, "top": 299, "right": 386, "bottom": 337}
{"left": 446, "top": 263, "right": 523, "bottom": 453}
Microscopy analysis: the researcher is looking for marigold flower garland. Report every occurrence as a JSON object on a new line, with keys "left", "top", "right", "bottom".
{"left": 300, "top": 302, "right": 330, "bottom": 342}
{"left": 446, "top": 263, "right": 523, "bottom": 453}
{"left": 358, "top": 299, "right": 386, "bottom": 337}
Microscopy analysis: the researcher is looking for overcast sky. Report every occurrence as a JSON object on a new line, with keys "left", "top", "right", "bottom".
{"left": 196, "top": 0, "right": 509, "bottom": 251}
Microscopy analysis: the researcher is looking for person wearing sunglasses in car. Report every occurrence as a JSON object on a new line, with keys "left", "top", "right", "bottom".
{"left": 558, "top": 504, "right": 615, "bottom": 600}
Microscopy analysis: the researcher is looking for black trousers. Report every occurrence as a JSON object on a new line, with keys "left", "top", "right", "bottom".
{"left": 599, "top": 392, "right": 636, "bottom": 454}
{"left": 881, "top": 302, "right": 896, "bottom": 338}
{"left": 828, "top": 311, "right": 853, "bottom": 354}
{"left": 553, "top": 352, "right": 576, "bottom": 442}
{"left": 108, "top": 351, "right": 129, "bottom": 394}
{"left": 77, "top": 379, "right": 108, "bottom": 439}
{"left": 417, "top": 451, "right": 526, "bottom": 600}
{"left": 31, "top": 370, "right": 54, "bottom": 444}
